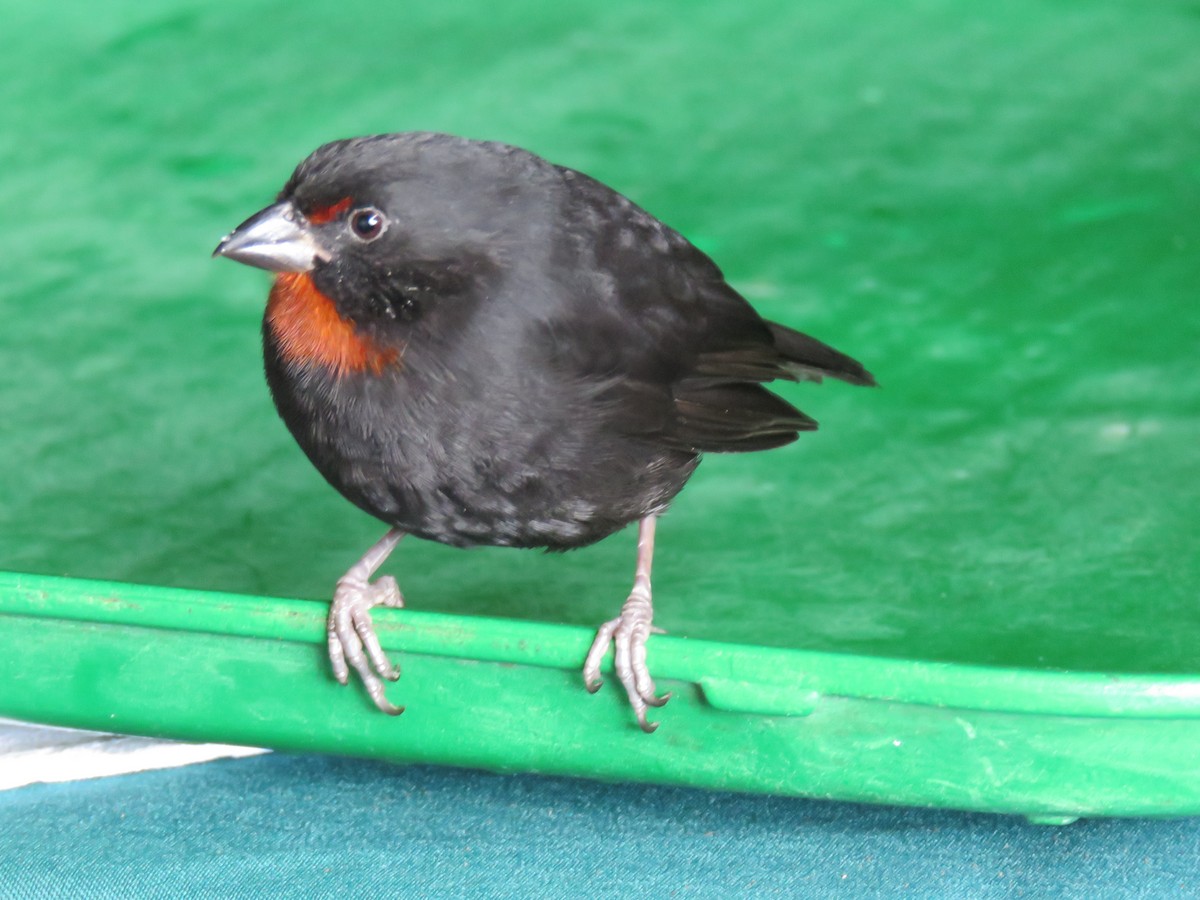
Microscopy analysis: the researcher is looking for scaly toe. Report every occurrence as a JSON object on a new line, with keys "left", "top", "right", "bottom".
{"left": 328, "top": 575, "right": 404, "bottom": 712}
{"left": 360, "top": 668, "right": 405, "bottom": 715}
{"left": 612, "top": 618, "right": 668, "bottom": 731}
{"left": 582, "top": 580, "right": 668, "bottom": 732}
{"left": 328, "top": 630, "right": 350, "bottom": 685}
{"left": 370, "top": 575, "right": 405, "bottom": 609}
{"left": 352, "top": 606, "right": 400, "bottom": 681}
{"left": 582, "top": 617, "right": 620, "bottom": 694}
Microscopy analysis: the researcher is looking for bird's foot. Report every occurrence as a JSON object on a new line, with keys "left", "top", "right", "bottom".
{"left": 328, "top": 571, "right": 406, "bottom": 715}
{"left": 583, "top": 579, "right": 671, "bottom": 733}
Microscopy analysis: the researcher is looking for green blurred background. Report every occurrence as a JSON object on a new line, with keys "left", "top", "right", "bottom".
{"left": 2, "top": 0, "right": 1197, "bottom": 673}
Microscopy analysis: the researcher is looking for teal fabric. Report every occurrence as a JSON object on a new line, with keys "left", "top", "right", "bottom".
{"left": 0, "top": 755, "right": 1195, "bottom": 897}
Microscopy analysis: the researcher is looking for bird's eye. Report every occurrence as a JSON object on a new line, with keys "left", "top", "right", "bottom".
{"left": 350, "top": 207, "right": 387, "bottom": 242}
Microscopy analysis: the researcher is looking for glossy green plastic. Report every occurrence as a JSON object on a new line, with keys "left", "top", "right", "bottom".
{"left": 2, "top": 0, "right": 1199, "bottom": 817}
{"left": 5, "top": 572, "right": 1200, "bottom": 820}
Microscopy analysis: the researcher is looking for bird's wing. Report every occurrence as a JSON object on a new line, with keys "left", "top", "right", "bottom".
{"left": 533, "top": 167, "right": 873, "bottom": 453}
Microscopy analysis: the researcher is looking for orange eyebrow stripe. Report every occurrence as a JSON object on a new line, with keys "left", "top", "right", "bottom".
{"left": 307, "top": 196, "right": 353, "bottom": 224}
{"left": 266, "top": 272, "right": 401, "bottom": 377}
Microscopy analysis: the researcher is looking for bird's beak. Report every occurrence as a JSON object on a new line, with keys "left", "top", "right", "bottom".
{"left": 212, "top": 201, "right": 331, "bottom": 272}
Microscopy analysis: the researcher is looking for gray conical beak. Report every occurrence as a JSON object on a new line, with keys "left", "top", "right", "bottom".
{"left": 212, "top": 201, "right": 331, "bottom": 272}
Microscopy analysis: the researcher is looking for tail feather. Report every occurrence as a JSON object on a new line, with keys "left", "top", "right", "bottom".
{"left": 767, "top": 322, "right": 877, "bottom": 387}
{"left": 644, "top": 314, "right": 874, "bottom": 455}
{"left": 666, "top": 381, "right": 816, "bottom": 452}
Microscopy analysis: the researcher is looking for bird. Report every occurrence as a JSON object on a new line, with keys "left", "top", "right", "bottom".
{"left": 213, "top": 132, "right": 874, "bottom": 732}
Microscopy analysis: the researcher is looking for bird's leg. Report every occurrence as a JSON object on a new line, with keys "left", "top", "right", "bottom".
{"left": 327, "top": 527, "right": 407, "bottom": 715}
{"left": 583, "top": 515, "right": 671, "bottom": 733}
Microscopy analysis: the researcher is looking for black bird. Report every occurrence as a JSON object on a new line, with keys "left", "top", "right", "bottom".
{"left": 214, "top": 132, "right": 874, "bottom": 731}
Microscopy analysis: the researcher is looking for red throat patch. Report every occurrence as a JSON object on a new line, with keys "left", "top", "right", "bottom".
{"left": 266, "top": 272, "right": 401, "bottom": 377}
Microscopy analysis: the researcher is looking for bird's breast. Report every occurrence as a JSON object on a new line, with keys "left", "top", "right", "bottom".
{"left": 265, "top": 272, "right": 401, "bottom": 377}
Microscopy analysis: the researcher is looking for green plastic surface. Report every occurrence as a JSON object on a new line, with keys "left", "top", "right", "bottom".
{"left": 2, "top": 1, "right": 1199, "bottom": 817}
{"left": 6, "top": 572, "right": 1200, "bottom": 820}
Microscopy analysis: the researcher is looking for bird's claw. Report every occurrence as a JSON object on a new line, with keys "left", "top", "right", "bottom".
{"left": 583, "top": 583, "right": 669, "bottom": 732}
{"left": 328, "top": 572, "right": 406, "bottom": 715}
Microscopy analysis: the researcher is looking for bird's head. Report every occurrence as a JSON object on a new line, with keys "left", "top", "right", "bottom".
{"left": 213, "top": 133, "right": 542, "bottom": 374}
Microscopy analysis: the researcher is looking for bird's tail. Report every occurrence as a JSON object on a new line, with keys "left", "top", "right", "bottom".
{"left": 766, "top": 322, "right": 877, "bottom": 387}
